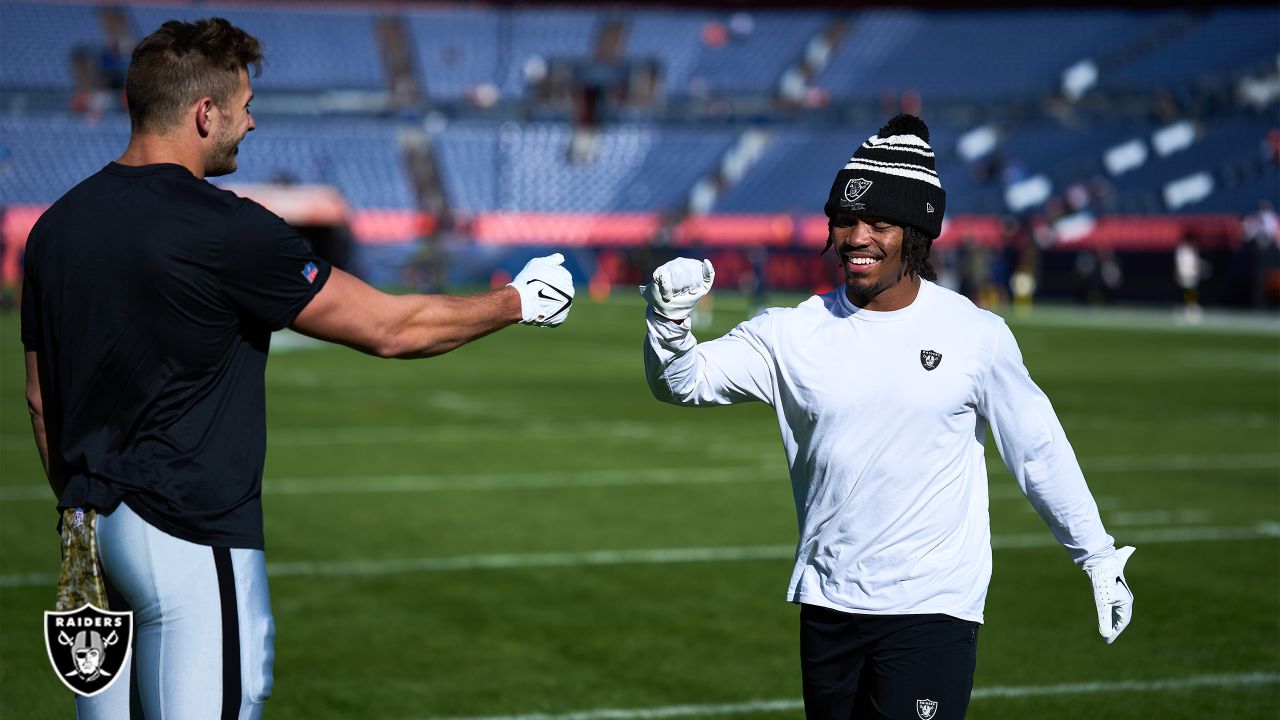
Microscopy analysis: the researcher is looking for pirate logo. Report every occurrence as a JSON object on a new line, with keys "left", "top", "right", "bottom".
{"left": 842, "top": 178, "right": 873, "bottom": 207}
{"left": 920, "top": 349, "right": 942, "bottom": 371}
{"left": 916, "top": 698, "right": 939, "bottom": 719}
{"left": 45, "top": 604, "right": 132, "bottom": 697}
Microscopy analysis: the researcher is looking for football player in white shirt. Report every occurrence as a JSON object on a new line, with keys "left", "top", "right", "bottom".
{"left": 642, "top": 114, "right": 1135, "bottom": 720}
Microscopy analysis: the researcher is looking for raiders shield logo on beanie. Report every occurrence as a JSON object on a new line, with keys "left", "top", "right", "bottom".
{"left": 823, "top": 114, "right": 947, "bottom": 239}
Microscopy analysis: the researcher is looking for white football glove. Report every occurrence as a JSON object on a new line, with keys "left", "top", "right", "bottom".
{"left": 509, "top": 253, "right": 574, "bottom": 327}
{"left": 1083, "top": 545, "right": 1135, "bottom": 644}
{"left": 643, "top": 258, "right": 715, "bottom": 322}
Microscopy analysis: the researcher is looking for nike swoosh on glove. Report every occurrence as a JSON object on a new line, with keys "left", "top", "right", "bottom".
{"left": 509, "top": 253, "right": 575, "bottom": 327}
{"left": 1084, "top": 545, "right": 1135, "bottom": 644}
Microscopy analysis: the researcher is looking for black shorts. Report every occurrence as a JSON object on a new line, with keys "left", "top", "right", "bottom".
{"left": 799, "top": 604, "right": 979, "bottom": 720}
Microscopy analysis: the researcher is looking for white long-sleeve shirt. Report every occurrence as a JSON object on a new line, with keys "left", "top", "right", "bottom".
{"left": 645, "top": 280, "right": 1113, "bottom": 622}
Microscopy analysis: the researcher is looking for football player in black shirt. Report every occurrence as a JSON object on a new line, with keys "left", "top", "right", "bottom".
{"left": 23, "top": 18, "right": 573, "bottom": 719}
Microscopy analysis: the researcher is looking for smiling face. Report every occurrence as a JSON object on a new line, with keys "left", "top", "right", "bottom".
{"left": 830, "top": 212, "right": 920, "bottom": 311}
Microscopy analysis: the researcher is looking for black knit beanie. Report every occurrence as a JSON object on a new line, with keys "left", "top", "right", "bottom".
{"left": 823, "top": 114, "right": 946, "bottom": 239}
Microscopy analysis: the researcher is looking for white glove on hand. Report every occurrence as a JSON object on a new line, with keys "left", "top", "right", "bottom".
{"left": 509, "top": 253, "right": 574, "bottom": 327}
{"left": 643, "top": 258, "right": 715, "bottom": 322}
{"left": 1084, "top": 545, "right": 1135, "bottom": 644}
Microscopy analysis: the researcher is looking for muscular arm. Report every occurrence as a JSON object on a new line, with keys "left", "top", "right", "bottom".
{"left": 291, "top": 267, "right": 524, "bottom": 359}
{"left": 25, "top": 351, "right": 65, "bottom": 499}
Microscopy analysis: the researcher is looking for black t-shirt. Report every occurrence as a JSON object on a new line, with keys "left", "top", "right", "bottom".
{"left": 21, "top": 163, "right": 332, "bottom": 549}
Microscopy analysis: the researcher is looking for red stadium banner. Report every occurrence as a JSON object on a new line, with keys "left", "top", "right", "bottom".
{"left": 470, "top": 213, "right": 660, "bottom": 246}
{"left": 0, "top": 207, "right": 1247, "bottom": 287}
{"left": 674, "top": 214, "right": 796, "bottom": 246}
{"left": 349, "top": 210, "right": 436, "bottom": 245}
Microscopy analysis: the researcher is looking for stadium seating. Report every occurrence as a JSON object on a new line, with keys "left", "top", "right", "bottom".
{"left": 1101, "top": 7, "right": 1280, "bottom": 92}
{"left": 434, "top": 122, "right": 735, "bottom": 213}
{"left": 404, "top": 8, "right": 502, "bottom": 101}
{"left": 815, "top": 9, "right": 1178, "bottom": 102}
{"left": 502, "top": 9, "right": 601, "bottom": 99}
{"left": 624, "top": 10, "right": 830, "bottom": 97}
{"left": 0, "top": 114, "right": 129, "bottom": 203}
{"left": 0, "top": 2, "right": 106, "bottom": 90}
{"left": 1109, "top": 116, "right": 1277, "bottom": 213}
{"left": 712, "top": 129, "right": 856, "bottom": 214}
{"left": 0, "top": 114, "right": 413, "bottom": 210}
{"left": 128, "top": 4, "right": 386, "bottom": 92}
{"left": 231, "top": 120, "right": 417, "bottom": 210}
{"left": 2, "top": 4, "right": 1273, "bottom": 222}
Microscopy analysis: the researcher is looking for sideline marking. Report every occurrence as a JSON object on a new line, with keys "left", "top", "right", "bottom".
{"left": 419, "top": 672, "right": 1280, "bottom": 720}
{"left": 2, "top": 453, "right": 1275, "bottom": 503}
{"left": 3, "top": 523, "right": 1276, "bottom": 589}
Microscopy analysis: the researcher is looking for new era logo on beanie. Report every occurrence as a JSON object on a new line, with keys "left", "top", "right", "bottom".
{"left": 823, "top": 114, "right": 947, "bottom": 239}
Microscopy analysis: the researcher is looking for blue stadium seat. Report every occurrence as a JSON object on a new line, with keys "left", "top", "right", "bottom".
{"left": 1109, "top": 117, "right": 1277, "bottom": 213}
{"left": 0, "top": 114, "right": 129, "bottom": 203}
{"left": 0, "top": 114, "right": 415, "bottom": 210}
{"left": 229, "top": 119, "right": 416, "bottom": 209}
{"left": 624, "top": 11, "right": 715, "bottom": 96}
{"left": 713, "top": 129, "right": 853, "bottom": 214}
{"left": 691, "top": 12, "right": 830, "bottom": 95}
{"left": 816, "top": 9, "right": 1178, "bottom": 103}
{"left": 624, "top": 10, "right": 829, "bottom": 97}
{"left": 0, "top": 2, "right": 105, "bottom": 90}
{"left": 128, "top": 5, "right": 385, "bottom": 92}
{"left": 405, "top": 8, "right": 501, "bottom": 101}
{"left": 1102, "top": 8, "right": 1280, "bottom": 92}
{"left": 434, "top": 122, "right": 734, "bottom": 212}
{"left": 502, "top": 9, "right": 600, "bottom": 99}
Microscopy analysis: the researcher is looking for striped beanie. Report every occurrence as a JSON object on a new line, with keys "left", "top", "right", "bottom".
{"left": 823, "top": 114, "right": 946, "bottom": 239}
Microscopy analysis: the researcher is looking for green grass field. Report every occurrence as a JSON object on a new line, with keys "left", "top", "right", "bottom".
{"left": 2, "top": 294, "right": 1277, "bottom": 719}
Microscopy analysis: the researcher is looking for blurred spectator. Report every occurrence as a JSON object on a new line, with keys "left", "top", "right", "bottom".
{"left": 1074, "top": 248, "right": 1123, "bottom": 306}
{"left": 1152, "top": 89, "right": 1181, "bottom": 125}
{"left": 68, "top": 7, "right": 134, "bottom": 120}
{"left": 69, "top": 45, "right": 113, "bottom": 120}
{"left": 1243, "top": 200, "right": 1280, "bottom": 307}
{"left": 97, "top": 7, "right": 134, "bottom": 91}
{"left": 1174, "top": 232, "right": 1204, "bottom": 323}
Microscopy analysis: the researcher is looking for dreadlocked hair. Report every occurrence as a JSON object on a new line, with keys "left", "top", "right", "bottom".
{"left": 822, "top": 222, "right": 937, "bottom": 281}
{"left": 902, "top": 224, "right": 937, "bottom": 281}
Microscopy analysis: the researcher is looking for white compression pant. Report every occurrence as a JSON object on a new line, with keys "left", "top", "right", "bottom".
{"left": 77, "top": 501, "right": 275, "bottom": 720}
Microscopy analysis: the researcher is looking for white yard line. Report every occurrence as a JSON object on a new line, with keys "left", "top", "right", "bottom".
{"left": 2, "top": 452, "right": 1275, "bottom": 503}
{"left": 419, "top": 672, "right": 1280, "bottom": 720}
{"left": 3, "top": 523, "right": 1277, "bottom": 589}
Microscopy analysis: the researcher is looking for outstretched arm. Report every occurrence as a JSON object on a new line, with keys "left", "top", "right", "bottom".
{"left": 292, "top": 254, "right": 574, "bottom": 359}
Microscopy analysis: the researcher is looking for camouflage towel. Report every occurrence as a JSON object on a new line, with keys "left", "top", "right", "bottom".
{"left": 56, "top": 508, "right": 108, "bottom": 611}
